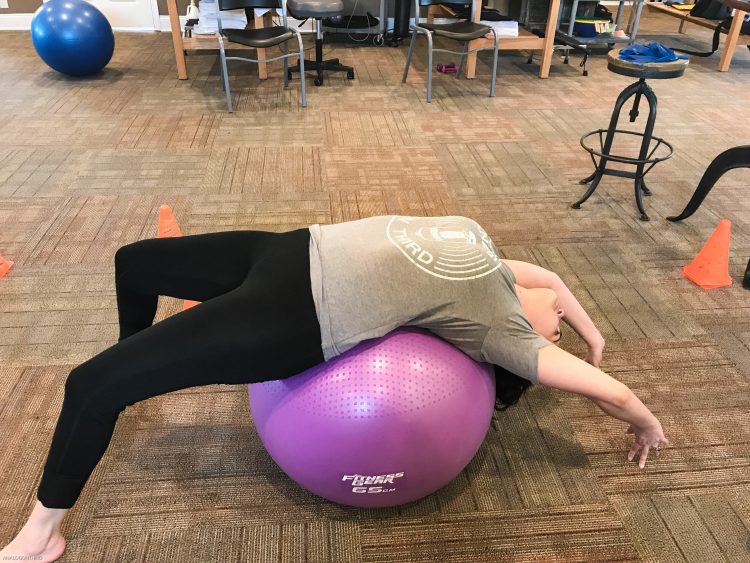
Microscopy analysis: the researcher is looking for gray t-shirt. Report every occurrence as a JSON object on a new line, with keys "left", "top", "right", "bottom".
{"left": 308, "top": 215, "right": 552, "bottom": 383}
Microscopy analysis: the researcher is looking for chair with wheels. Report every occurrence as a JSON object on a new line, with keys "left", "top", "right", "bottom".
{"left": 216, "top": 0, "right": 307, "bottom": 111}
{"left": 287, "top": 0, "right": 355, "bottom": 86}
{"left": 402, "top": 0, "right": 500, "bottom": 102}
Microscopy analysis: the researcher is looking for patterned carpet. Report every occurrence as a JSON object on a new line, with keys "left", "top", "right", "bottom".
{"left": 1, "top": 10, "right": 750, "bottom": 562}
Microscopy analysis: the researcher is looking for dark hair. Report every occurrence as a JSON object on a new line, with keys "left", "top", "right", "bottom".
{"left": 493, "top": 364, "right": 532, "bottom": 410}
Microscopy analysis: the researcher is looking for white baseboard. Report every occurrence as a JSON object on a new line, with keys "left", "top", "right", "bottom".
{"left": 0, "top": 12, "right": 158, "bottom": 32}
{"left": 0, "top": 13, "right": 313, "bottom": 33}
{"left": 159, "top": 14, "right": 185, "bottom": 32}
{"left": 0, "top": 13, "right": 33, "bottom": 30}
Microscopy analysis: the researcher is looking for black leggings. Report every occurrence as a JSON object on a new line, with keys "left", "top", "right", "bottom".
{"left": 37, "top": 228, "right": 324, "bottom": 509}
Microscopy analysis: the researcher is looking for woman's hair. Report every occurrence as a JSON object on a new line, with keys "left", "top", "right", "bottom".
{"left": 493, "top": 364, "right": 532, "bottom": 410}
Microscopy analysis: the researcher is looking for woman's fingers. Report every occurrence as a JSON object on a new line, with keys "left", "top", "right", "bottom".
{"left": 627, "top": 441, "right": 662, "bottom": 467}
{"left": 627, "top": 442, "right": 641, "bottom": 462}
{"left": 627, "top": 442, "right": 651, "bottom": 468}
{"left": 638, "top": 445, "right": 650, "bottom": 469}
{"left": 626, "top": 428, "right": 668, "bottom": 467}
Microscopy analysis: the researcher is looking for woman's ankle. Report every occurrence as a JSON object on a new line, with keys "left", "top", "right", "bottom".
{"left": 27, "top": 501, "right": 68, "bottom": 530}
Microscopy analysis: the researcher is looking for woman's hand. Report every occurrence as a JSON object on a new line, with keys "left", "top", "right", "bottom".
{"left": 537, "top": 346, "right": 668, "bottom": 470}
{"left": 584, "top": 336, "right": 605, "bottom": 368}
{"left": 626, "top": 420, "right": 669, "bottom": 469}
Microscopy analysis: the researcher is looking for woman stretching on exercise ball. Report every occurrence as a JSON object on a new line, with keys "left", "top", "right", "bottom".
{"left": 1, "top": 214, "right": 668, "bottom": 562}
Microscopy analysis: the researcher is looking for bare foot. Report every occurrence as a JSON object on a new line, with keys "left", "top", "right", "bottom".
{"left": 1, "top": 527, "right": 66, "bottom": 563}
{"left": 1, "top": 500, "right": 69, "bottom": 562}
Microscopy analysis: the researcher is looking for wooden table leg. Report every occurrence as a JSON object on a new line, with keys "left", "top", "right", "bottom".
{"left": 465, "top": 49, "right": 478, "bottom": 79}
{"left": 427, "top": 5, "right": 436, "bottom": 24}
{"left": 719, "top": 8, "right": 746, "bottom": 71}
{"left": 167, "top": 0, "right": 188, "bottom": 79}
{"left": 465, "top": 0, "right": 481, "bottom": 79}
{"left": 539, "top": 0, "right": 560, "bottom": 78}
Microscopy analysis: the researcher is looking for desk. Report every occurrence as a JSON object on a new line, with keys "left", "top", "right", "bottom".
{"left": 427, "top": 0, "right": 561, "bottom": 79}
{"left": 648, "top": 0, "right": 750, "bottom": 71}
{"left": 166, "top": 0, "right": 275, "bottom": 80}
{"left": 167, "top": 0, "right": 561, "bottom": 81}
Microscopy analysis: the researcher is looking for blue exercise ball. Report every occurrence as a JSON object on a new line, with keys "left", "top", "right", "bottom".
{"left": 30, "top": 0, "right": 114, "bottom": 77}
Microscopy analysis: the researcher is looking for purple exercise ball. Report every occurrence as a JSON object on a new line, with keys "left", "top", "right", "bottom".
{"left": 248, "top": 328, "right": 495, "bottom": 508}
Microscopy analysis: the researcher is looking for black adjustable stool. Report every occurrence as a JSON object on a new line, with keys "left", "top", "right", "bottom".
{"left": 287, "top": 0, "right": 355, "bottom": 86}
{"left": 572, "top": 49, "right": 689, "bottom": 221}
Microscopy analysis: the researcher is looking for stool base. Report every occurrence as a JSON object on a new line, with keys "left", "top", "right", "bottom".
{"left": 288, "top": 21, "right": 355, "bottom": 87}
{"left": 573, "top": 78, "right": 670, "bottom": 222}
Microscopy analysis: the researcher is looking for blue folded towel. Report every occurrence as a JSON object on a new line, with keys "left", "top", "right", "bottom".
{"left": 619, "top": 42, "right": 689, "bottom": 64}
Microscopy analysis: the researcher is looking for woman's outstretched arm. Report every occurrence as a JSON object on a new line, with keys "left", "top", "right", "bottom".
{"left": 536, "top": 344, "right": 668, "bottom": 469}
{"left": 502, "top": 259, "right": 605, "bottom": 367}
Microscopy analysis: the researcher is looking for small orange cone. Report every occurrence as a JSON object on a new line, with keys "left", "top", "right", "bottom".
{"left": 0, "top": 255, "right": 13, "bottom": 279}
{"left": 683, "top": 219, "right": 732, "bottom": 289}
{"left": 156, "top": 205, "right": 202, "bottom": 310}
{"left": 157, "top": 205, "right": 183, "bottom": 238}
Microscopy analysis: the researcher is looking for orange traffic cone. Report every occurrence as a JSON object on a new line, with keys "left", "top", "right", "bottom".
{"left": 683, "top": 219, "right": 732, "bottom": 289}
{"left": 156, "top": 205, "right": 201, "bottom": 310}
{"left": 157, "top": 205, "right": 183, "bottom": 238}
{"left": 0, "top": 254, "right": 13, "bottom": 279}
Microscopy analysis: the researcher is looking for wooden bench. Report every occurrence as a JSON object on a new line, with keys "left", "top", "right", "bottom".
{"left": 647, "top": 1, "right": 750, "bottom": 71}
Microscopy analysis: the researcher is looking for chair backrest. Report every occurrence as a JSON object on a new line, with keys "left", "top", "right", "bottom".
{"left": 413, "top": 0, "right": 475, "bottom": 24}
{"left": 218, "top": 0, "right": 281, "bottom": 10}
{"left": 216, "top": 0, "right": 289, "bottom": 31}
{"left": 418, "top": 0, "right": 470, "bottom": 5}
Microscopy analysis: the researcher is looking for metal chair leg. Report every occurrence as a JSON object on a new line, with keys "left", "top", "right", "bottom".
{"left": 282, "top": 43, "right": 289, "bottom": 88}
{"left": 489, "top": 31, "right": 500, "bottom": 97}
{"left": 456, "top": 41, "right": 468, "bottom": 78}
{"left": 296, "top": 32, "right": 307, "bottom": 108}
{"left": 426, "top": 32, "right": 434, "bottom": 102}
{"left": 402, "top": 30, "right": 418, "bottom": 82}
{"left": 218, "top": 36, "right": 233, "bottom": 113}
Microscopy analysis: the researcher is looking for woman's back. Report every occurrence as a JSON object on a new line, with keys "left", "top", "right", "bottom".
{"left": 309, "top": 215, "right": 549, "bottom": 381}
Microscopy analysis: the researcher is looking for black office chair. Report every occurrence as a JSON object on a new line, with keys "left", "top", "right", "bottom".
{"left": 287, "top": 0, "right": 355, "bottom": 86}
{"left": 216, "top": 0, "right": 307, "bottom": 110}
{"left": 402, "top": 0, "right": 499, "bottom": 102}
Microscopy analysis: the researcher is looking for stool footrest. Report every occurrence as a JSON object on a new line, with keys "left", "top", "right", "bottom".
{"left": 580, "top": 128, "right": 674, "bottom": 172}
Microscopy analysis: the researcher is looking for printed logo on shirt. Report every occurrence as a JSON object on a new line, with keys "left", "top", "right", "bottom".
{"left": 386, "top": 216, "right": 502, "bottom": 280}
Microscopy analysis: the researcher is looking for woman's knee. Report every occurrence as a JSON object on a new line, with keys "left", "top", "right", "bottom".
{"left": 63, "top": 364, "right": 127, "bottom": 422}
{"left": 64, "top": 363, "right": 99, "bottom": 403}
{"left": 114, "top": 239, "right": 149, "bottom": 275}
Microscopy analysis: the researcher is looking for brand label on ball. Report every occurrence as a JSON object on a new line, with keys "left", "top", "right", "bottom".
{"left": 386, "top": 216, "right": 501, "bottom": 280}
{"left": 342, "top": 472, "right": 404, "bottom": 494}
